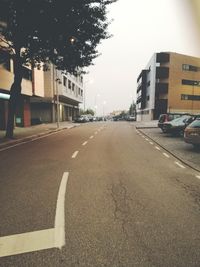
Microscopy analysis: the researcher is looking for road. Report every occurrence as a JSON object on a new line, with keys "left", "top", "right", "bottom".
{"left": 0, "top": 122, "right": 200, "bottom": 266}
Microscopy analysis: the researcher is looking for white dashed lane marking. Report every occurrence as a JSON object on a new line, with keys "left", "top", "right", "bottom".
{"left": 90, "top": 135, "right": 94, "bottom": 139}
{"left": 72, "top": 151, "right": 79, "bottom": 158}
{"left": 175, "top": 161, "right": 185, "bottom": 169}
{"left": 155, "top": 146, "right": 161, "bottom": 151}
{"left": 163, "top": 152, "right": 170, "bottom": 158}
{"left": 82, "top": 141, "right": 88, "bottom": 146}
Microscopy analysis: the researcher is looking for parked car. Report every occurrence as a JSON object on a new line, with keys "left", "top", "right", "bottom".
{"left": 162, "top": 115, "right": 194, "bottom": 136}
{"left": 158, "top": 113, "right": 189, "bottom": 132}
{"left": 126, "top": 115, "right": 136, "bottom": 121}
{"left": 184, "top": 118, "right": 200, "bottom": 148}
{"left": 74, "top": 115, "right": 89, "bottom": 123}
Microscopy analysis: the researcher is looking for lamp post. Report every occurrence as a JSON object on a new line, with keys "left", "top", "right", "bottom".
{"left": 94, "top": 93, "right": 100, "bottom": 115}
{"left": 83, "top": 79, "right": 94, "bottom": 112}
{"left": 103, "top": 100, "right": 106, "bottom": 120}
{"left": 55, "top": 70, "right": 61, "bottom": 128}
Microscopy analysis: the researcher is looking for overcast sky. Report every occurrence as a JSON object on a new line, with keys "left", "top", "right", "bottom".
{"left": 83, "top": 0, "right": 200, "bottom": 115}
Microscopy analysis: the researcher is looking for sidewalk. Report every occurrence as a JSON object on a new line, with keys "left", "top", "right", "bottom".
{"left": 134, "top": 120, "right": 158, "bottom": 129}
{"left": 0, "top": 121, "right": 78, "bottom": 149}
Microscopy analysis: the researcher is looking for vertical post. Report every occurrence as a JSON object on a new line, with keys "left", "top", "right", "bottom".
{"left": 84, "top": 87, "right": 86, "bottom": 112}
{"left": 55, "top": 69, "right": 60, "bottom": 128}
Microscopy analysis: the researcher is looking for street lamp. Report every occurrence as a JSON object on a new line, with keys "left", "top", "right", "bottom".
{"left": 103, "top": 100, "right": 106, "bottom": 120}
{"left": 94, "top": 93, "right": 100, "bottom": 115}
{"left": 55, "top": 70, "right": 62, "bottom": 128}
{"left": 83, "top": 79, "right": 94, "bottom": 112}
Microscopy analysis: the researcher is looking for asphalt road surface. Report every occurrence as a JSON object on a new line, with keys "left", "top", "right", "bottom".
{"left": 0, "top": 122, "right": 200, "bottom": 267}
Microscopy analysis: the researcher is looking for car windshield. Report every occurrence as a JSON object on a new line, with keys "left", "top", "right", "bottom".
{"left": 170, "top": 116, "right": 191, "bottom": 125}
{"left": 189, "top": 119, "right": 200, "bottom": 128}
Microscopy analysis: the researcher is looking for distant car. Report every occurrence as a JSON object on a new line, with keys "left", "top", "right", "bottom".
{"left": 74, "top": 116, "right": 86, "bottom": 123}
{"left": 184, "top": 118, "right": 200, "bottom": 148}
{"left": 127, "top": 115, "right": 136, "bottom": 121}
{"left": 74, "top": 115, "right": 90, "bottom": 123}
{"left": 158, "top": 113, "right": 189, "bottom": 132}
{"left": 162, "top": 115, "right": 193, "bottom": 136}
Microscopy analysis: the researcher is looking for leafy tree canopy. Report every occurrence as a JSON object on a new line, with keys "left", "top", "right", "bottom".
{"left": 0, "top": 0, "right": 116, "bottom": 73}
{"left": 80, "top": 108, "right": 95, "bottom": 116}
{"left": 0, "top": 0, "right": 117, "bottom": 138}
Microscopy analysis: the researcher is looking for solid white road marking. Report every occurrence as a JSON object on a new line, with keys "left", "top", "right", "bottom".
{"left": 0, "top": 229, "right": 55, "bottom": 258}
{"left": 175, "top": 161, "right": 185, "bottom": 169}
{"left": 82, "top": 141, "right": 88, "bottom": 146}
{"left": 163, "top": 152, "right": 170, "bottom": 158}
{"left": 54, "top": 172, "right": 69, "bottom": 248}
{"left": 0, "top": 172, "right": 69, "bottom": 257}
{"left": 155, "top": 146, "right": 161, "bottom": 151}
{"left": 72, "top": 151, "right": 79, "bottom": 158}
{"left": 90, "top": 135, "right": 94, "bottom": 139}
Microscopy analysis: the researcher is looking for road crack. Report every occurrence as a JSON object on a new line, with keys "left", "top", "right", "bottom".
{"left": 110, "top": 180, "right": 132, "bottom": 239}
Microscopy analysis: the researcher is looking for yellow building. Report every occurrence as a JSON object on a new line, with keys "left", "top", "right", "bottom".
{"left": 136, "top": 52, "right": 200, "bottom": 121}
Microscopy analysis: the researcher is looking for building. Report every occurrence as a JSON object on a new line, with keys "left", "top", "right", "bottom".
{"left": 0, "top": 49, "right": 44, "bottom": 129}
{"left": 30, "top": 64, "right": 83, "bottom": 123}
{"left": 136, "top": 52, "right": 200, "bottom": 121}
{"left": 0, "top": 54, "right": 83, "bottom": 129}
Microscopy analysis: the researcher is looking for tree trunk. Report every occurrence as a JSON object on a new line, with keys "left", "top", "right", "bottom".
{"left": 5, "top": 48, "right": 23, "bottom": 139}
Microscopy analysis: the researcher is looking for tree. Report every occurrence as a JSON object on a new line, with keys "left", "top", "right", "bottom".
{"left": 0, "top": 0, "right": 116, "bottom": 138}
{"left": 129, "top": 102, "right": 136, "bottom": 115}
{"left": 79, "top": 108, "right": 95, "bottom": 116}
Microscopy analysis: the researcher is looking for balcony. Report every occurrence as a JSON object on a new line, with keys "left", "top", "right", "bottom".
{"left": 156, "top": 66, "right": 169, "bottom": 79}
{"left": 137, "top": 82, "right": 142, "bottom": 93}
{"left": 155, "top": 82, "right": 168, "bottom": 94}
{"left": 156, "top": 53, "right": 170, "bottom": 63}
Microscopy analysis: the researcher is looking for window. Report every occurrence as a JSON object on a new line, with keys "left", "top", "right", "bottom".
{"left": 63, "top": 76, "right": 67, "bottom": 87}
{"left": 22, "top": 66, "right": 32, "bottom": 81}
{"left": 182, "top": 64, "right": 199, "bottom": 72}
{"left": 68, "top": 80, "right": 71, "bottom": 89}
{"left": 72, "top": 83, "right": 75, "bottom": 92}
{"left": 182, "top": 79, "right": 200, "bottom": 86}
{"left": 146, "top": 95, "right": 150, "bottom": 101}
{"left": 147, "top": 81, "right": 150, "bottom": 87}
{"left": 3, "top": 58, "right": 11, "bottom": 71}
{"left": 181, "top": 94, "right": 200, "bottom": 101}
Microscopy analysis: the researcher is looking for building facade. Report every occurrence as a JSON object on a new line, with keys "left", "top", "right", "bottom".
{"left": 136, "top": 52, "right": 200, "bottom": 121}
{"left": 30, "top": 64, "right": 83, "bottom": 123}
{"left": 0, "top": 55, "right": 83, "bottom": 129}
{"left": 0, "top": 50, "right": 44, "bottom": 129}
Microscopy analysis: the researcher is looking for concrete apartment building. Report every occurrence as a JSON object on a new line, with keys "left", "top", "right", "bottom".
{"left": 31, "top": 64, "right": 83, "bottom": 123}
{"left": 136, "top": 52, "right": 200, "bottom": 121}
{"left": 0, "top": 51, "right": 44, "bottom": 129}
{"left": 0, "top": 55, "right": 83, "bottom": 129}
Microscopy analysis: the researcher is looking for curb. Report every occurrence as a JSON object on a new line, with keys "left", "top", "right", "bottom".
{"left": 0, "top": 125, "right": 76, "bottom": 150}
{"left": 136, "top": 126, "right": 158, "bottom": 129}
{"left": 137, "top": 128, "right": 200, "bottom": 173}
